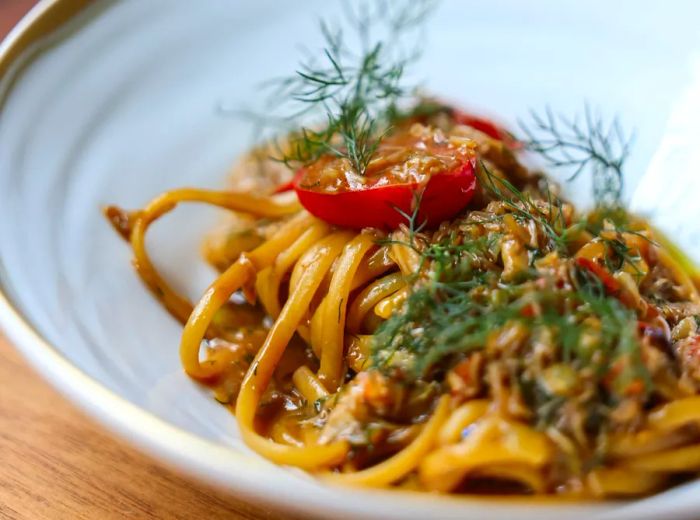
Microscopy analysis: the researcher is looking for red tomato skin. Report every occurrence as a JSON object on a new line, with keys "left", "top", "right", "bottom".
{"left": 293, "top": 160, "right": 476, "bottom": 230}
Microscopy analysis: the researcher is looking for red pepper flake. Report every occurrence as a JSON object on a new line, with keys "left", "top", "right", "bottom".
{"left": 520, "top": 303, "right": 536, "bottom": 318}
{"left": 576, "top": 257, "right": 620, "bottom": 294}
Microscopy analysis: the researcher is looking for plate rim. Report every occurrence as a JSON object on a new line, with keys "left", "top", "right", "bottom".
{"left": 0, "top": 1, "right": 350, "bottom": 516}
{"left": 0, "top": 2, "right": 688, "bottom": 519}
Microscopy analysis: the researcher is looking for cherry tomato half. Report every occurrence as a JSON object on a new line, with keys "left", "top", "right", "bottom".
{"left": 292, "top": 124, "right": 477, "bottom": 230}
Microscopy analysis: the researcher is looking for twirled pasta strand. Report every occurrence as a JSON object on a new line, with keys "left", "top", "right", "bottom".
{"left": 234, "top": 232, "right": 354, "bottom": 468}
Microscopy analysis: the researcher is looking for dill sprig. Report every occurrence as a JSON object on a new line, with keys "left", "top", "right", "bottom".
{"left": 476, "top": 160, "right": 579, "bottom": 252}
{"left": 599, "top": 234, "right": 643, "bottom": 275}
{"left": 262, "top": 0, "right": 437, "bottom": 175}
{"left": 519, "top": 105, "right": 634, "bottom": 208}
{"left": 373, "top": 251, "right": 650, "bottom": 400}
{"left": 572, "top": 264, "right": 652, "bottom": 390}
{"left": 372, "top": 238, "right": 500, "bottom": 376}
{"left": 371, "top": 166, "right": 650, "bottom": 413}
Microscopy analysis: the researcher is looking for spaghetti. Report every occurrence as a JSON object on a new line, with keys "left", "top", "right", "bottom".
{"left": 106, "top": 111, "right": 700, "bottom": 497}
{"left": 104, "top": 0, "right": 700, "bottom": 498}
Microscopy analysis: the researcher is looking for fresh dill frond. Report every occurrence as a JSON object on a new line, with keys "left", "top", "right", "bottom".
{"left": 371, "top": 180, "right": 651, "bottom": 409}
{"left": 599, "top": 235, "right": 642, "bottom": 275}
{"left": 519, "top": 105, "right": 634, "bottom": 208}
{"left": 475, "top": 160, "right": 578, "bottom": 252}
{"left": 572, "top": 263, "right": 652, "bottom": 392}
{"left": 261, "top": 0, "right": 437, "bottom": 175}
{"left": 372, "top": 266, "right": 499, "bottom": 377}
{"left": 392, "top": 190, "right": 428, "bottom": 242}
{"left": 374, "top": 255, "right": 650, "bottom": 400}
{"left": 374, "top": 191, "right": 428, "bottom": 264}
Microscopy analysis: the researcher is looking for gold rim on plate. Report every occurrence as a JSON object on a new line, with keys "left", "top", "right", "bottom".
{"left": 0, "top": 0, "right": 90, "bottom": 75}
{"left": 0, "top": 0, "right": 94, "bottom": 108}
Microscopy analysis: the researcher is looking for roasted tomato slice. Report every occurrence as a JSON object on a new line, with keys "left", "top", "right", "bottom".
{"left": 292, "top": 124, "right": 477, "bottom": 230}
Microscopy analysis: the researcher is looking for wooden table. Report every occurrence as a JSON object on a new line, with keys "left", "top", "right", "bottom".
{"left": 0, "top": 3, "right": 291, "bottom": 519}
{"left": 0, "top": 339, "right": 293, "bottom": 520}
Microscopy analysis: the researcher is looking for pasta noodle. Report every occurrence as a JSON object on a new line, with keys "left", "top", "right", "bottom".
{"left": 107, "top": 106, "right": 700, "bottom": 498}
{"left": 419, "top": 417, "right": 552, "bottom": 492}
{"left": 325, "top": 395, "right": 450, "bottom": 487}
{"left": 346, "top": 272, "right": 405, "bottom": 333}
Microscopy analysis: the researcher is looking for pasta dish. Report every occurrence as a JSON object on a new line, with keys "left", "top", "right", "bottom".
{"left": 105, "top": 1, "right": 700, "bottom": 497}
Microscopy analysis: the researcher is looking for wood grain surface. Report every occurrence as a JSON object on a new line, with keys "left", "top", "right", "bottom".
{"left": 0, "top": 3, "right": 294, "bottom": 519}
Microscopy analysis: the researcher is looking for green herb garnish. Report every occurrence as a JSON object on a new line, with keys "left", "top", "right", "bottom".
{"left": 370, "top": 154, "right": 650, "bottom": 433}
{"left": 260, "top": 0, "right": 437, "bottom": 175}
{"left": 519, "top": 105, "right": 633, "bottom": 208}
{"left": 476, "top": 160, "right": 577, "bottom": 252}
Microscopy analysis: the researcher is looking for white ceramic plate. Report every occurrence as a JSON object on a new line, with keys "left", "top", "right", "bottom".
{"left": 1, "top": 1, "right": 700, "bottom": 519}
